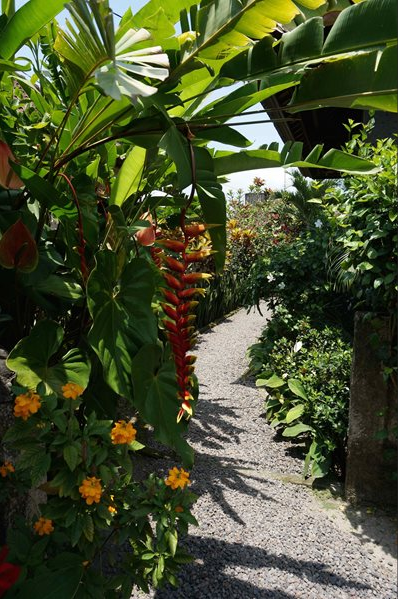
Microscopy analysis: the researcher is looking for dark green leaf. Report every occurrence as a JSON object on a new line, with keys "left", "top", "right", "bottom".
{"left": 87, "top": 252, "right": 157, "bottom": 397}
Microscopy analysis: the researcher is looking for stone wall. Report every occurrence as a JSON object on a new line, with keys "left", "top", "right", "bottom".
{"left": 345, "top": 313, "right": 397, "bottom": 506}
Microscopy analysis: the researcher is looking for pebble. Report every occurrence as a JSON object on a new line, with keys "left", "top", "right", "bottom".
{"left": 131, "top": 306, "right": 397, "bottom": 599}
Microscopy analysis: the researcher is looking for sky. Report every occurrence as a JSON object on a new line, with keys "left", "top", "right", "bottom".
{"left": 14, "top": 0, "right": 289, "bottom": 194}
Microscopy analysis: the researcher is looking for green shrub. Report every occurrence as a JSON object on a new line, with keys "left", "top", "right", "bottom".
{"left": 245, "top": 227, "right": 353, "bottom": 331}
{"left": 249, "top": 314, "right": 352, "bottom": 479}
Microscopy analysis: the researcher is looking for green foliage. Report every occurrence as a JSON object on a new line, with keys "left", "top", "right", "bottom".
{"left": 245, "top": 222, "right": 352, "bottom": 329}
{"left": 327, "top": 125, "right": 397, "bottom": 314}
{"left": 0, "top": 0, "right": 395, "bottom": 593}
{"left": 1, "top": 384, "right": 197, "bottom": 597}
{"left": 250, "top": 310, "right": 352, "bottom": 478}
{"left": 221, "top": 0, "right": 397, "bottom": 113}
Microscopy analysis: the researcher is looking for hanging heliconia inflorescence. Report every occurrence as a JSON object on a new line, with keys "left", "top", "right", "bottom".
{"left": 154, "top": 220, "right": 214, "bottom": 422}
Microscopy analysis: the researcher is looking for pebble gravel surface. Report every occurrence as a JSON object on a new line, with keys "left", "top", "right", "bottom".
{"left": 131, "top": 306, "right": 397, "bottom": 599}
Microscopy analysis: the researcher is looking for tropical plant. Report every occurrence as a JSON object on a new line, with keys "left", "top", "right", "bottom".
{"left": 250, "top": 313, "right": 352, "bottom": 478}
{"left": 327, "top": 124, "right": 397, "bottom": 315}
{"left": 274, "top": 170, "right": 337, "bottom": 225}
{"left": 0, "top": 0, "right": 395, "bottom": 594}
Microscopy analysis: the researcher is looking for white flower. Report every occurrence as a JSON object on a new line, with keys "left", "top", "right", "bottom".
{"left": 314, "top": 219, "right": 323, "bottom": 228}
{"left": 293, "top": 341, "right": 303, "bottom": 353}
{"left": 267, "top": 273, "right": 275, "bottom": 282}
{"left": 278, "top": 282, "right": 286, "bottom": 289}
{"left": 282, "top": 373, "right": 288, "bottom": 379}
{"left": 95, "top": 28, "right": 169, "bottom": 100}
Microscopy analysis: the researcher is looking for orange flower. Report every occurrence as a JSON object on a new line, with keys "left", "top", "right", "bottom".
{"left": 0, "top": 462, "right": 15, "bottom": 477}
{"left": 110, "top": 420, "right": 137, "bottom": 445}
{"left": 108, "top": 496, "right": 117, "bottom": 514}
{"left": 62, "top": 382, "right": 84, "bottom": 399}
{"left": 175, "top": 506, "right": 184, "bottom": 513}
{"left": 33, "top": 517, "right": 54, "bottom": 536}
{"left": 165, "top": 467, "right": 190, "bottom": 490}
{"left": 14, "top": 391, "right": 41, "bottom": 420}
{"left": 78, "top": 476, "right": 102, "bottom": 505}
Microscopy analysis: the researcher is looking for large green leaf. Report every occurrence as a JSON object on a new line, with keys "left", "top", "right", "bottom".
{"left": 0, "top": 0, "right": 66, "bottom": 60}
{"left": 0, "top": 57, "right": 30, "bottom": 72}
{"left": 86, "top": 251, "right": 157, "bottom": 397}
{"left": 11, "top": 164, "right": 77, "bottom": 219}
{"left": 282, "top": 422, "right": 313, "bottom": 437}
{"left": 171, "top": 0, "right": 325, "bottom": 81}
{"left": 7, "top": 320, "right": 90, "bottom": 394}
{"left": 65, "top": 95, "right": 133, "bottom": 152}
{"left": 289, "top": 46, "right": 398, "bottom": 112}
{"left": 220, "top": 0, "right": 397, "bottom": 112}
{"left": 110, "top": 146, "right": 147, "bottom": 206}
{"left": 213, "top": 142, "right": 379, "bottom": 176}
{"left": 158, "top": 125, "right": 192, "bottom": 191}
{"left": 322, "top": 0, "right": 397, "bottom": 55}
{"left": 285, "top": 403, "right": 305, "bottom": 423}
{"left": 195, "top": 80, "right": 300, "bottom": 123}
{"left": 195, "top": 125, "right": 251, "bottom": 148}
{"left": 257, "top": 373, "right": 285, "bottom": 388}
{"left": 14, "top": 565, "right": 84, "bottom": 599}
{"left": 33, "top": 275, "right": 83, "bottom": 301}
{"left": 287, "top": 378, "right": 307, "bottom": 400}
{"left": 195, "top": 146, "right": 226, "bottom": 272}
{"left": 131, "top": 343, "right": 194, "bottom": 467}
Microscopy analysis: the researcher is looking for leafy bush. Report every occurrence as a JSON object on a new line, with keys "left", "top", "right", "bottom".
{"left": 249, "top": 312, "right": 352, "bottom": 478}
{"left": 196, "top": 184, "right": 301, "bottom": 325}
{"left": 327, "top": 128, "right": 397, "bottom": 315}
{"left": 245, "top": 225, "right": 353, "bottom": 331}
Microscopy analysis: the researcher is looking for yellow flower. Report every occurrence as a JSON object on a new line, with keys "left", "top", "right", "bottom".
{"left": 14, "top": 391, "right": 41, "bottom": 420}
{"left": 0, "top": 461, "right": 15, "bottom": 477}
{"left": 62, "top": 382, "right": 84, "bottom": 399}
{"left": 165, "top": 467, "right": 190, "bottom": 490}
{"left": 33, "top": 517, "right": 54, "bottom": 536}
{"left": 79, "top": 476, "right": 102, "bottom": 505}
{"left": 110, "top": 420, "right": 137, "bottom": 445}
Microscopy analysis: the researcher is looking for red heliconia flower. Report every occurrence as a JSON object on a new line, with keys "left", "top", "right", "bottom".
{"left": 184, "top": 223, "right": 208, "bottom": 237}
{"left": 0, "top": 142, "right": 24, "bottom": 190}
{"left": 0, "top": 219, "right": 38, "bottom": 273}
{"left": 161, "top": 303, "right": 178, "bottom": 321}
{"left": 162, "top": 255, "right": 185, "bottom": 273}
{"left": 185, "top": 249, "right": 214, "bottom": 263}
{"left": 178, "top": 301, "right": 199, "bottom": 315}
{"left": 153, "top": 221, "right": 214, "bottom": 421}
{"left": 161, "top": 288, "right": 180, "bottom": 306}
{"left": 178, "top": 288, "right": 206, "bottom": 299}
{"left": 182, "top": 272, "right": 212, "bottom": 284}
{"left": 156, "top": 238, "right": 185, "bottom": 252}
{"left": 163, "top": 273, "right": 182, "bottom": 290}
{"left": 0, "top": 546, "right": 21, "bottom": 597}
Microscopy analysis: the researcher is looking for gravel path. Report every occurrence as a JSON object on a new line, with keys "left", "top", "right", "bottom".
{"left": 132, "top": 306, "right": 397, "bottom": 599}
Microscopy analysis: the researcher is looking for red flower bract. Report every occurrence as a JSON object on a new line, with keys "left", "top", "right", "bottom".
{"left": 0, "top": 546, "right": 21, "bottom": 597}
{"left": 0, "top": 219, "right": 38, "bottom": 273}
{"left": 154, "top": 222, "right": 213, "bottom": 422}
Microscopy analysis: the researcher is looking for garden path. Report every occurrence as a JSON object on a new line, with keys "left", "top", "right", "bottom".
{"left": 133, "top": 305, "right": 397, "bottom": 599}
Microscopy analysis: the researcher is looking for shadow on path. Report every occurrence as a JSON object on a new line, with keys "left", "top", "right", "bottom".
{"left": 189, "top": 397, "right": 245, "bottom": 450}
{"left": 190, "top": 449, "right": 276, "bottom": 525}
{"left": 153, "top": 535, "right": 372, "bottom": 599}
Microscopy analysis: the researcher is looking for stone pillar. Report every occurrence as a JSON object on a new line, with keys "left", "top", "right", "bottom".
{"left": 345, "top": 313, "right": 397, "bottom": 506}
